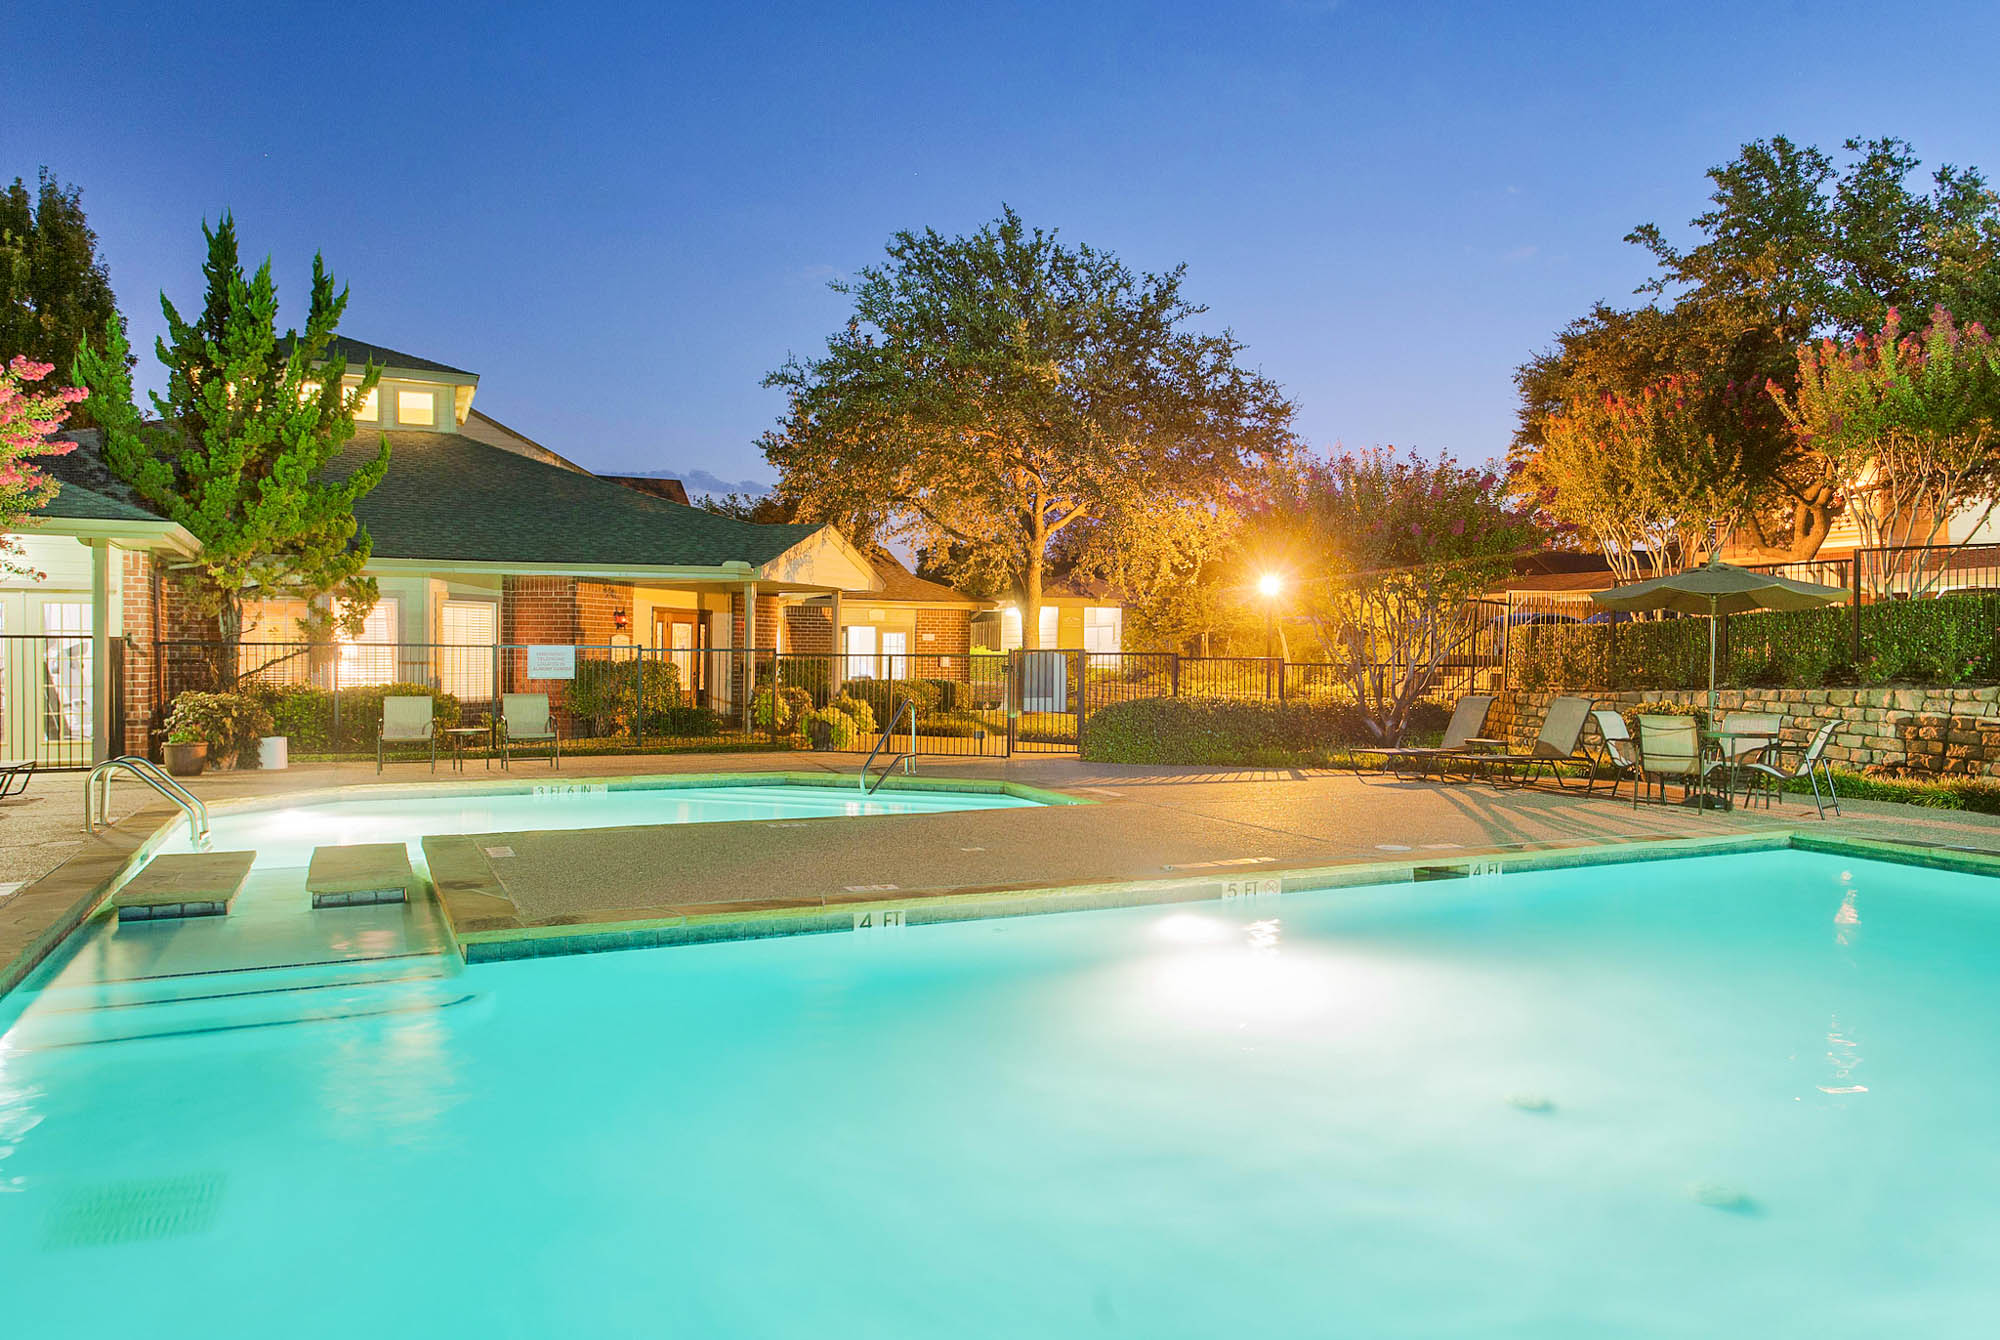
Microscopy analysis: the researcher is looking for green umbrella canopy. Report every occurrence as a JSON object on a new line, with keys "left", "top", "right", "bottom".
{"left": 1589, "top": 561, "right": 1850, "bottom": 615}
{"left": 1589, "top": 560, "right": 1850, "bottom": 720}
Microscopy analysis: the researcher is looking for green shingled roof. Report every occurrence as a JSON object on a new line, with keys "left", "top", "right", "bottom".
{"left": 337, "top": 430, "right": 824, "bottom": 569}
{"left": 31, "top": 478, "right": 165, "bottom": 524}
{"left": 282, "top": 335, "right": 478, "bottom": 380}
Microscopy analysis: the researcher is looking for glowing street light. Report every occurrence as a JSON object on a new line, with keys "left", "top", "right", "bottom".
{"left": 1257, "top": 572, "right": 1284, "bottom": 663}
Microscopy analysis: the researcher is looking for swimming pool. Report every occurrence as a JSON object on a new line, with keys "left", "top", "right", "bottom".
{"left": 3, "top": 846, "right": 1996, "bottom": 1335}
{"left": 153, "top": 777, "right": 1045, "bottom": 870}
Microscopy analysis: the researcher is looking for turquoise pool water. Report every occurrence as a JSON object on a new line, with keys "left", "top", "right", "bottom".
{"left": 3, "top": 848, "right": 1997, "bottom": 1335}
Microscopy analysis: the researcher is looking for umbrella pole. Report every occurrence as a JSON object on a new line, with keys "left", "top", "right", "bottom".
{"left": 1707, "top": 596, "right": 1718, "bottom": 721}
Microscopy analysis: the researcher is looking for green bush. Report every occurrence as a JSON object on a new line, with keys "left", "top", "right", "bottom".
{"left": 651, "top": 704, "right": 724, "bottom": 738}
{"left": 805, "top": 705, "right": 863, "bottom": 750}
{"left": 565, "top": 658, "right": 682, "bottom": 735}
{"left": 1080, "top": 695, "right": 1361, "bottom": 765}
{"left": 1795, "top": 769, "right": 2000, "bottom": 815}
{"left": 776, "top": 657, "right": 831, "bottom": 700}
{"left": 1863, "top": 594, "right": 2000, "bottom": 685}
{"left": 256, "top": 682, "right": 461, "bottom": 753}
{"left": 840, "top": 677, "right": 940, "bottom": 723}
{"left": 829, "top": 692, "right": 877, "bottom": 739}
{"left": 162, "top": 691, "right": 273, "bottom": 763}
{"left": 751, "top": 685, "right": 814, "bottom": 735}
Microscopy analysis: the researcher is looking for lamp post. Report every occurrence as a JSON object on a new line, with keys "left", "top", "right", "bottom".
{"left": 1257, "top": 572, "right": 1284, "bottom": 698}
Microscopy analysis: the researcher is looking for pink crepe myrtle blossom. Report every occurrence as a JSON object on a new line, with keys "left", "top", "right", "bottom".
{"left": 0, "top": 356, "right": 89, "bottom": 563}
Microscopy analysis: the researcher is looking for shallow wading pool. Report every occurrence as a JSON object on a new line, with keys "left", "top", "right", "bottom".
{"left": 2, "top": 847, "right": 1997, "bottom": 1335}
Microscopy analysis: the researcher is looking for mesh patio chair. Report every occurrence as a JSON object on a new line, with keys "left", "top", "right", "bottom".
{"left": 500, "top": 692, "right": 561, "bottom": 770}
{"left": 378, "top": 695, "right": 436, "bottom": 774}
{"left": 1360, "top": 695, "right": 1494, "bottom": 780}
{"left": 1584, "top": 710, "right": 1640, "bottom": 800}
{"left": 1740, "top": 719, "right": 1841, "bottom": 818}
{"left": 1634, "top": 715, "right": 1704, "bottom": 809}
{"left": 1473, "top": 696, "right": 1594, "bottom": 789}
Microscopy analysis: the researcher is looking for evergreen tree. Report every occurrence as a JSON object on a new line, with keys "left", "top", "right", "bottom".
{"left": 0, "top": 169, "right": 122, "bottom": 425}
{"left": 74, "top": 215, "right": 389, "bottom": 643}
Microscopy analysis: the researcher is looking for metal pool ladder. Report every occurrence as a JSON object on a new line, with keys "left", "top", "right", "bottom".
{"left": 859, "top": 699, "right": 919, "bottom": 794}
{"left": 84, "top": 755, "right": 211, "bottom": 844}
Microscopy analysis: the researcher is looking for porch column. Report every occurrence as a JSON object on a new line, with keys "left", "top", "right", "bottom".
{"left": 741, "top": 582, "right": 758, "bottom": 729}
{"left": 828, "top": 590, "right": 844, "bottom": 696}
{"left": 90, "top": 539, "right": 111, "bottom": 764}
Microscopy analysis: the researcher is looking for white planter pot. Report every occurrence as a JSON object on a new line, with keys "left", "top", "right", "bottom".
{"left": 258, "top": 736, "right": 289, "bottom": 770}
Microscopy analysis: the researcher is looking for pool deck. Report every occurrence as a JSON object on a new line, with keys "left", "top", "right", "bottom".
{"left": 7, "top": 750, "right": 2000, "bottom": 984}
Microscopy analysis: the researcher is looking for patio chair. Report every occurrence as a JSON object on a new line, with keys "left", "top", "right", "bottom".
{"left": 1702, "top": 711, "right": 1784, "bottom": 808}
{"left": 1360, "top": 694, "right": 1494, "bottom": 779}
{"left": 500, "top": 692, "right": 561, "bottom": 770}
{"left": 1473, "top": 696, "right": 1594, "bottom": 789}
{"left": 1740, "top": 719, "right": 1842, "bottom": 818}
{"left": 377, "top": 695, "right": 436, "bottom": 774}
{"left": 1634, "top": 715, "right": 1704, "bottom": 809}
{"left": 0, "top": 758, "right": 35, "bottom": 800}
{"left": 1584, "top": 710, "right": 1640, "bottom": 800}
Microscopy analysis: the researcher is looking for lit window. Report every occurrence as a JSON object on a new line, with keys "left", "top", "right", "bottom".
{"left": 353, "top": 387, "right": 379, "bottom": 421}
{"left": 336, "top": 598, "right": 401, "bottom": 686}
{"left": 1083, "top": 606, "right": 1122, "bottom": 655}
{"left": 397, "top": 390, "right": 435, "bottom": 426}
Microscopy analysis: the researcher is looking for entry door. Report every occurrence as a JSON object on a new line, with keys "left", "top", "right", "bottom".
{"left": 880, "top": 630, "right": 907, "bottom": 681}
{"left": 0, "top": 594, "right": 93, "bottom": 764}
{"left": 654, "top": 610, "right": 699, "bottom": 700}
{"left": 843, "top": 624, "right": 877, "bottom": 679}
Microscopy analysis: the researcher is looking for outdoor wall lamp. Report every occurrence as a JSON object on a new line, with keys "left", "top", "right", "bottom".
{"left": 613, "top": 608, "right": 630, "bottom": 631}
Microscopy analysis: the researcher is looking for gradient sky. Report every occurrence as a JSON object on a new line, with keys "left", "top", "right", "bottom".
{"left": 16, "top": 1, "right": 2000, "bottom": 493}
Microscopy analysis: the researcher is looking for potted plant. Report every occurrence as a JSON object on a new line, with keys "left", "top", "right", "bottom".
{"left": 163, "top": 726, "right": 208, "bottom": 777}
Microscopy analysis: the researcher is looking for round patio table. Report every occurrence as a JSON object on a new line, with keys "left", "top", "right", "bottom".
{"left": 1701, "top": 730, "right": 1776, "bottom": 808}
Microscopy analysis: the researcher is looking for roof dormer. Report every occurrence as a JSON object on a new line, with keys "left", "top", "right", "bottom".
{"left": 327, "top": 337, "right": 478, "bottom": 433}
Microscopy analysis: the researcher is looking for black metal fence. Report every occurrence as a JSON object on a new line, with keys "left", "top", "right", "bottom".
{"left": 152, "top": 639, "right": 1505, "bottom": 761}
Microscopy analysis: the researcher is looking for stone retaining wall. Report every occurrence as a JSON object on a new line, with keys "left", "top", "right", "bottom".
{"left": 1492, "top": 686, "right": 2000, "bottom": 778}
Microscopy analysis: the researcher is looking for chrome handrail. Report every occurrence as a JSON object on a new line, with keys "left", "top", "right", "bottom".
{"left": 859, "top": 699, "right": 918, "bottom": 794}
{"left": 85, "top": 755, "right": 210, "bottom": 844}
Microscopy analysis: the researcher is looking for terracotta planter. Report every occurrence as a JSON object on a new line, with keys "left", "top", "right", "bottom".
{"left": 163, "top": 741, "right": 208, "bottom": 777}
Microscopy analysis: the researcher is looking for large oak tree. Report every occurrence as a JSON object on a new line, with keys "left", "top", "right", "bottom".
{"left": 761, "top": 208, "right": 1296, "bottom": 647}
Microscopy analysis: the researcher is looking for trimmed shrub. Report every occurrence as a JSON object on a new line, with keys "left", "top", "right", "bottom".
{"left": 840, "top": 677, "right": 940, "bottom": 724}
{"left": 1797, "top": 769, "right": 2000, "bottom": 815}
{"left": 566, "top": 658, "right": 682, "bottom": 736}
{"left": 162, "top": 691, "right": 274, "bottom": 764}
{"left": 651, "top": 704, "right": 724, "bottom": 738}
{"left": 1080, "top": 695, "right": 1361, "bottom": 766}
{"left": 751, "top": 685, "right": 814, "bottom": 735}
{"left": 805, "top": 705, "right": 863, "bottom": 751}
{"left": 255, "top": 683, "right": 461, "bottom": 753}
{"left": 828, "top": 692, "right": 877, "bottom": 739}
{"left": 776, "top": 657, "right": 831, "bottom": 699}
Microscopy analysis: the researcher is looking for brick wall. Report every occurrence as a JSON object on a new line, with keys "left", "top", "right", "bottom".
{"left": 577, "top": 580, "right": 634, "bottom": 644}
{"left": 120, "top": 550, "right": 159, "bottom": 755}
{"left": 503, "top": 576, "right": 583, "bottom": 644}
{"left": 1496, "top": 686, "right": 2000, "bottom": 778}
{"left": 786, "top": 604, "right": 835, "bottom": 654}
{"left": 913, "top": 608, "right": 971, "bottom": 678}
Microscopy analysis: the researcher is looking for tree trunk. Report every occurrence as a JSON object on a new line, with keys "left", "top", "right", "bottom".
{"left": 1022, "top": 524, "right": 1046, "bottom": 650}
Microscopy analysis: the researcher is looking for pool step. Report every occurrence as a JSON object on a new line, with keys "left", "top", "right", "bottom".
{"left": 306, "top": 843, "right": 416, "bottom": 909}
{"left": 114, "top": 851, "right": 256, "bottom": 921}
{"left": 3, "top": 955, "right": 471, "bottom": 1050}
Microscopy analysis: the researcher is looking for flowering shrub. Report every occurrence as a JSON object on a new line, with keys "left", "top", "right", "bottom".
{"left": 0, "top": 355, "right": 87, "bottom": 575}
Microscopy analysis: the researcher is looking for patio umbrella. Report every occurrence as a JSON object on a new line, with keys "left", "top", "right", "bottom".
{"left": 1589, "top": 560, "right": 1849, "bottom": 717}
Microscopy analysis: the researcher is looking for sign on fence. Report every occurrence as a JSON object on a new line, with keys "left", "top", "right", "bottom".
{"left": 525, "top": 645, "right": 577, "bottom": 680}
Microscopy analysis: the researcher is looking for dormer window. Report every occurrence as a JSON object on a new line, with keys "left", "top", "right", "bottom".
{"left": 396, "top": 389, "right": 435, "bottom": 427}
{"left": 353, "top": 387, "right": 379, "bottom": 421}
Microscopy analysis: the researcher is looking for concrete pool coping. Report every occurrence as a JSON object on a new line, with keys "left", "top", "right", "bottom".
{"left": 427, "top": 825, "right": 2000, "bottom": 963}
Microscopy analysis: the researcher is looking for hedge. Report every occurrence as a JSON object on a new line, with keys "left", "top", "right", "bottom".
{"left": 1080, "top": 695, "right": 1362, "bottom": 766}
{"left": 1512, "top": 590, "right": 2000, "bottom": 692}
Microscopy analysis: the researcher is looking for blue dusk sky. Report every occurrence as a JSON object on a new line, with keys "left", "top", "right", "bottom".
{"left": 14, "top": 1, "right": 2000, "bottom": 494}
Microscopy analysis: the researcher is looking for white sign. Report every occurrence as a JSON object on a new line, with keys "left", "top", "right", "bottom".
{"left": 525, "top": 644, "right": 577, "bottom": 680}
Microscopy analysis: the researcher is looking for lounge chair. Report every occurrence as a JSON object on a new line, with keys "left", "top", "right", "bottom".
{"left": 0, "top": 758, "right": 35, "bottom": 800}
{"left": 1741, "top": 719, "right": 1841, "bottom": 818}
{"left": 1360, "top": 694, "right": 1494, "bottom": 779}
{"left": 500, "top": 692, "right": 561, "bottom": 770}
{"left": 1473, "top": 695, "right": 1593, "bottom": 788}
{"left": 1703, "top": 711, "right": 1784, "bottom": 808}
{"left": 377, "top": 695, "right": 436, "bottom": 774}
{"left": 1634, "top": 715, "right": 1704, "bottom": 809}
{"left": 1584, "top": 710, "right": 1640, "bottom": 800}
